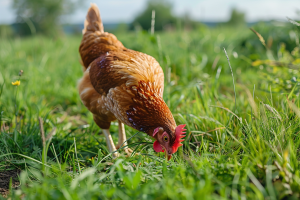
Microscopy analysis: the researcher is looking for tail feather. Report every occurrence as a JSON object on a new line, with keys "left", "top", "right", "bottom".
{"left": 82, "top": 3, "right": 104, "bottom": 34}
{"left": 79, "top": 3, "right": 124, "bottom": 70}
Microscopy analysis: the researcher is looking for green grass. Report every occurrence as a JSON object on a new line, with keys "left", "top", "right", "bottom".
{"left": 1, "top": 22, "right": 300, "bottom": 199}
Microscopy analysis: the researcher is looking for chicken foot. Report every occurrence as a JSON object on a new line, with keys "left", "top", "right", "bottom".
{"left": 116, "top": 120, "right": 133, "bottom": 155}
{"left": 102, "top": 129, "right": 119, "bottom": 158}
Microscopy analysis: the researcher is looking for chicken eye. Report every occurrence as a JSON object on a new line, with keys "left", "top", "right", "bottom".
{"left": 163, "top": 136, "right": 168, "bottom": 142}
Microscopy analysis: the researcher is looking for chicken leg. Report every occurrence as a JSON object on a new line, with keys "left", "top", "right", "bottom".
{"left": 116, "top": 120, "right": 133, "bottom": 155}
{"left": 102, "top": 129, "right": 119, "bottom": 158}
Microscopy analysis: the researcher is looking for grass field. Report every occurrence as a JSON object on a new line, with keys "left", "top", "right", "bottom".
{"left": 1, "top": 21, "right": 300, "bottom": 199}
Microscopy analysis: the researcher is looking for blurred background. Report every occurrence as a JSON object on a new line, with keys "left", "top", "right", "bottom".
{"left": 0, "top": 0, "right": 299, "bottom": 37}
{"left": 1, "top": 0, "right": 300, "bottom": 103}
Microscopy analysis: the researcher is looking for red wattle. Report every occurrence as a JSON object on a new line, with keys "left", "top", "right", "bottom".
{"left": 153, "top": 140, "right": 164, "bottom": 152}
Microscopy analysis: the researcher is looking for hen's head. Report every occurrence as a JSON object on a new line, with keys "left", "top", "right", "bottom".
{"left": 152, "top": 124, "right": 186, "bottom": 160}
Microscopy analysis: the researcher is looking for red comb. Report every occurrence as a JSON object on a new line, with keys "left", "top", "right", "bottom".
{"left": 172, "top": 124, "right": 186, "bottom": 153}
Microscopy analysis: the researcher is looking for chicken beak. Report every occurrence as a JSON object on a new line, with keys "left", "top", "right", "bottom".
{"left": 165, "top": 151, "right": 172, "bottom": 161}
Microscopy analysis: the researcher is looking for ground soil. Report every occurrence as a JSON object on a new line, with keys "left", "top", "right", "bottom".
{"left": 0, "top": 169, "right": 20, "bottom": 198}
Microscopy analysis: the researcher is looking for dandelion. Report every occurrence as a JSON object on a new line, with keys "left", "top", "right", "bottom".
{"left": 12, "top": 80, "right": 21, "bottom": 86}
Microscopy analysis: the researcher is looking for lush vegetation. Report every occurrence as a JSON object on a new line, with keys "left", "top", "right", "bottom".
{"left": 1, "top": 20, "right": 300, "bottom": 199}
{"left": 11, "top": 0, "right": 82, "bottom": 36}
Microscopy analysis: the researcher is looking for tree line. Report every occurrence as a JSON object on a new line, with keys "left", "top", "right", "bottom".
{"left": 1, "top": 0, "right": 246, "bottom": 37}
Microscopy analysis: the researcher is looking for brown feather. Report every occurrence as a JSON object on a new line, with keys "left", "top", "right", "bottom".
{"left": 78, "top": 4, "right": 177, "bottom": 140}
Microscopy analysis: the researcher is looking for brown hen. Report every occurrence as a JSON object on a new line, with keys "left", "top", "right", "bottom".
{"left": 78, "top": 4, "right": 186, "bottom": 159}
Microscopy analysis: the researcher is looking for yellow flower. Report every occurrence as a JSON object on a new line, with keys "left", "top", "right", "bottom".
{"left": 252, "top": 60, "right": 264, "bottom": 66}
{"left": 292, "top": 58, "right": 300, "bottom": 65}
{"left": 12, "top": 80, "right": 20, "bottom": 86}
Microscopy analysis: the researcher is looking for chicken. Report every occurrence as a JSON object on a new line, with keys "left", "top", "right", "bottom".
{"left": 78, "top": 4, "right": 186, "bottom": 160}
